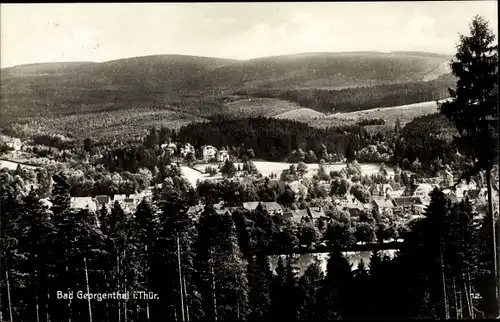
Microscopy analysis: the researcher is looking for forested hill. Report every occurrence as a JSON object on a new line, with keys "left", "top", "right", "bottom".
{"left": 2, "top": 52, "right": 451, "bottom": 118}
{"left": 0, "top": 51, "right": 455, "bottom": 142}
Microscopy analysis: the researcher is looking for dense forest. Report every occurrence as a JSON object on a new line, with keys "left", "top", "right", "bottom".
{"left": 234, "top": 74, "right": 455, "bottom": 113}
{"left": 177, "top": 117, "right": 366, "bottom": 162}
{"left": 3, "top": 112, "right": 459, "bottom": 179}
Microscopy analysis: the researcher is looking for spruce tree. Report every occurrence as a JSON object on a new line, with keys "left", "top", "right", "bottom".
{"left": 439, "top": 16, "right": 499, "bottom": 315}
{"left": 16, "top": 191, "right": 56, "bottom": 321}
{"left": 297, "top": 260, "right": 324, "bottom": 321}
{"left": 151, "top": 188, "right": 200, "bottom": 320}
{"left": 247, "top": 253, "right": 272, "bottom": 320}
{"left": 194, "top": 206, "right": 249, "bottom": 320}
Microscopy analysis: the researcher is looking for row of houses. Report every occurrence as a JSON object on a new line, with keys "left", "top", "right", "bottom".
{"left": 160, "top": 141, "right": 230, "bottom": 162}
{"left": 68, "top": 190, "right": 153, "bottom": 213}
{"left": 187, "top": 200, "right": 328, "bottom": 223}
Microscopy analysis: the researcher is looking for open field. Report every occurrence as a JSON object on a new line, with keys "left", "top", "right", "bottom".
{"left": 303, "top": 99, "right": 449, "bottom": 129}
{"left": 274, "top": 107, "right": 326, "bottom": 120}
{"left": 184, "top": 161, "right": 394, "bottom": 188}
{"left": 5, "top": 109, "right": 209, "bottom": 143}
{"left": 251, "top": 161, "right": 394, "bottom": 179}
{"left": 326, "top": 99, "right": 449, "bottom": 125}
{"left": 222, "top": 98, "right": 302, "bottom": 119}
{"left": 0, "top": 159, "right": 39, "bottom": 170}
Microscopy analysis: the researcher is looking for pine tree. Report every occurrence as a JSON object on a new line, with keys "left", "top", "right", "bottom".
{"left": 132, "top": 200, "right": 158, "bottom": 320}
{"left": 194, "top": 206, "right": 249, "bottom": 320}
{"left": 297, "top": 260, "right": 324, "bottom": 321}
{"left": 50, "top": 172, "right": 71, "bottom": 217}
{"left": 0, "top": 189, "right": 22, "bottom": 322}
{"left": 47, "top": 173, "right": 75, "bottom": 320}
{"left": 247, "top": 253, "right": 272, "bottom": 320}
{"left": 352, "top": 260, "right": 370, "bottom": 319}
{"left": 101, "top": 201, "right": 133, "bottom": 321}
{"left": 271, "top": 256, "right": 299, "bottom": 321}
{"left": 16, "top": 191, "right": 56, "bottom": 321}
{"left": 395, "top": 118, "right": 402, "bottom": 134}
{"left": 150, "top": 189, "right": 200, "bottom": 320}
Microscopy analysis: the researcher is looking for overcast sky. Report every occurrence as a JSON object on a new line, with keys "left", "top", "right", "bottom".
{"left": 1, "top": 2, "right": 498, "bottom": 68}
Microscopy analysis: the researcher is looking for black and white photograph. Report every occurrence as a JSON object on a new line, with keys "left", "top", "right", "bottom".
{"left": 0, "top": 2, "right": 499, "bottom": 321}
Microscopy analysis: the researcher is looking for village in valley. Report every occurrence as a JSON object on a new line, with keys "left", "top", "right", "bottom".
{"left": 1, "top": 2, "right": 499, "bottom": 321}
{"left": 2, "top": 134, "right": 498, "bottom": 270}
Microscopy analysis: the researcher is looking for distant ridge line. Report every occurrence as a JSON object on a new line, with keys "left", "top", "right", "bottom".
{"left": 1, "top": 50, "right": 452, "bottom": 70}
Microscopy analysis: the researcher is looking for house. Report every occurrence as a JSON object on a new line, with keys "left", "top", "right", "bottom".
{"left": 161, "top": 141, "right": 177, "bottom": 155}
{"left": 440, "top": 169, "right": 454, "bottom": 188}
{"left": 5, "top": 138, "right": 22, "bottom": 151}
{"left": 404, "top": 183, "right": 438, "bottom": 200}
{"left": 341, "top": 201, "right": 366, "bottom": 216}
{"left": 180, "top": 143, "right": 195, "bottom": 158}
{"left": 464, "top": 188, "right": 488, "bottom": 204}
{"left": 71, "top": 197, "right": 97, "bottom": 212}
{"left": 202, "top": 145, "right": 218, "bottom": 161}
{"left": 392, "top": 197, "right": 424, "bottom": 215}
{"left": 112, "top": 195, "right": 138, "bottom": 213}
{"left": 455, "top": 179, "right": 478, "bottom": 199}
{"left": 443, "top": 189, "right": 459, "bottom": 203}
{"left": 287, "top": 181, "right": 308, "bottom": 200}
{"left": 244, "top": 201, "right": 283, "bottom": 215}
{"left": 369, "top": 184, "right": 394, "bottom": 198}
{"left": 217, "top": 149, "right": 230, "bottom": 163}
{"left": 307, "top": 206, "right": 326, "bottom": 220}
{"left": 223, "top": 201, "right": 244, "bottom": 211}
{"left": 263, "top": 202, "right": 284, "bottom": 215}
{"left": 243, "top": 201, "right": 260, "bottom": 211}
{"left": 188, "top": 205, "right": 204, "bottom": 221}
{"left": 371, "top": 198, "right": 394, "bottom": 215}
{"left": 94, "top": 195, "right": 111, "bottom": 209}
{"left": 280, "top": 209, "right": 309, "bottom": 224}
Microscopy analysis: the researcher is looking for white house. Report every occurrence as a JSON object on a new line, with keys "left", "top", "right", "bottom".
{"left": 71, "top": 197, "right": 97, "bottom": 212}
{"left": 217, "top": 149, "right": 230, "bottom": 163}
{"left": 455, "top": 179, "right": 478, "bottom": 199}
{"left": 202, "top": 145, "right": 218, "bottom": 161}
{"left": 5, "top": 138, "right": 22, "bottom": 151}
{"left": 440, "top": 169, "right": 454, "bottom": 188}
{"left": 180, "top": 143, "right": 195, "bottom": 158}
{"left": 412, "top": 183, "right": 439, "bottom": 200}
{"left": 161, "top": 142, "right": 177, "bottom": 155}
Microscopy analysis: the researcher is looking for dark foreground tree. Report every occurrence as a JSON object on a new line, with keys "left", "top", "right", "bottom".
{"left": 439, "top": 15, "right": 499, "bottom": 316}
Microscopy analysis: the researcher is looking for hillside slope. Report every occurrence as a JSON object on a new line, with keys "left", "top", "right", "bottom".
{"left": 0, "top": 51, "right": 455, "bottom": 141}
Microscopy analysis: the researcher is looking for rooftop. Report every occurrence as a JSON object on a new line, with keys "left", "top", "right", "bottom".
{"left": 372, "top": 198, "right": 395, "bottom": 209}
{"left": 308, "top": 206, "right": 325, "bottom": 219}
{"left": 71, "top": 197, "right": 97, "bottom": 211}
{"left": 393, "top": 196, "right": 424, "bottom": 207}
